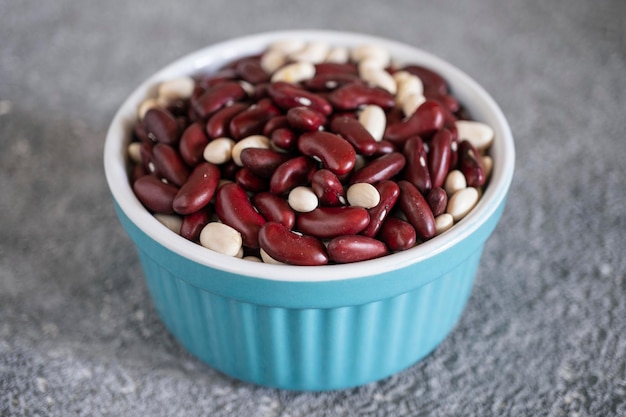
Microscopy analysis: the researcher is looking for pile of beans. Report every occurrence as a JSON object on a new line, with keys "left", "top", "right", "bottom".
{"left": 127, "top": 40, "right": 495, "bottom": 265}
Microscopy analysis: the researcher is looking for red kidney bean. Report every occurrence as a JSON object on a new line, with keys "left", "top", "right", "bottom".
{"left": 384, "top": 100, "right": 445, "bottom": 145}
{"left": 139, "top": 141, "right": 157, "bottom": 174}
{"left": 152, "top": 143, "right": 190, "bottom": 187}
{"left": 258, "top": 222, "right": 329, "bottom": 266}
{"left": 129, "top": 158, "right": 147, "bottom": 182}
{"left": 192, "top": 81, "right": 247, "bottom": 119}
{"left": 268, "top": 81, "right": 333, "bottom": 115}
{"left": 179, "top": 122, "right": 210, "bottom": 166}
{"left": 223, "top": 53, "right": 263, "bottom": 70}
{"left": 328, "top": 83, "right": 396, "bottom": 110}
{"left": 235, "top": 167, "right": 269, "bottom": 192}
{"left": 428, "top": 129, "right": 453, "bottom": 189}
{"left": 215, "top": 182, "right": 266, "bottom": 248}
{"left": 240, "top": 148, "right": 293, "bottom": 178}
{"left": 286, "top": 106, "right": 327, "bottom": 132}
{"left": 326, "top": 235, "right": 388, "bottom": 263}
{"left": 314, "top": 62, "right": 358, "bottom": 75}
{"left": 262, "top": 115, "right": 289, "bottom": 136}
{"left": 205, "top": 102, "right": 248, "bottom": 139}
{"left": 167, "top": 99, "right": 190, "bottom": 118}
{"left": 426, "top": 186, "right": 448, "bottom": 217}
{"left": 385, "top": 107, "right": 405, "bottom": 125}
{"left": 129, "top": 44, "right": 495, "bottom": 264}
{"left": 196, "top": 69, "right": 237, "bottom": 89}
{"left": 269, "top": 155, "right": 317, "bottom": 195}
{"left": 298, "top": 131, "right": 356, "bottom": 175}
{"left": 310, "top": 169, "right": 346, "bottom": 206}
{"left": 374, "top": 140, "right": 396, "bottom": 155}
{"left": 229, "top": 98, "right": 281, "bottom": 140}
{"left": 173, "top": 162, "right": 220, "bottom": 215}
{"left": 252, "top": 192, "right": 296, "bottom": 229}
{"left": 458, "top": 140, "right": 486, "bottom": 187}
{"left": 401, "top": 65, "right": 449, "bottom": 95}
{"left": 302, "top": 73, "right": 361, "bottom": 91}
{"left": 235, "top": 58, "right": 270, "bottom": 84}
{"left": 379, "top": 217, "right": 417, "bottom": 251}
{"left": 296, "top": 206, "right": 370, "bottom": 239}
{"left": 361, "top": 180, "right": 400, "bottom": 237}
{"left": 180, "top": 206, "right": 212, "bottom": 242}
{"left": 349, "top": 152, "right": 406, "bottom": 185}
{"left": 425, "top": 92, "right": 460, "bottom": 114}
{"left": 251, "top": 83, "right": 270, "bottom": 101}
{"left": 133, "top": 123, "right": 150, "bottom": 143}
{"left": 133, "top": 175, "right": 179, "bottom": 214}
{"left": 330, "top": 116, "right": 378, "bottom": 156}
{"left": 143, "top": 108, "right": 181, "bottom": 145}
{"left": 270, "top": 127, "right": 298, "bottom": 150}
{"left": 398, "top": 180, "right": 436, "bottom": 240}
{"left": 402, "top": 136, "right": 432, "bottom": 195}
{"left": 449, "top": 136, "right": 459, "bottom": 169}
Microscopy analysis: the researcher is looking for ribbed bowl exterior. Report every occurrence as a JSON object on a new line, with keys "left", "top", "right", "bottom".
{"left": 138, "top": 247, "right": 480, "bottom": 390}
{"left": 105, "top": 31, "right": 515, "bottom": 391}
{"left": 116, "top": 201, "right": 493, "bottom": 390}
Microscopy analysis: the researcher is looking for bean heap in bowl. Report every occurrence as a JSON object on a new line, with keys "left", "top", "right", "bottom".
{"left": 128, "top": 40, "right": 495, "bottom": 265}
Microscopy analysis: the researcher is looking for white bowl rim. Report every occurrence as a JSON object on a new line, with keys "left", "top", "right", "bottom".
{"left": 104, "top": 29, "right": 515, "bottom": 283}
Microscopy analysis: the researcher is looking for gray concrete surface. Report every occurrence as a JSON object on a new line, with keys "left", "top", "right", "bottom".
{"left": 1, "top": 0, "right": 625, "bottom": 415}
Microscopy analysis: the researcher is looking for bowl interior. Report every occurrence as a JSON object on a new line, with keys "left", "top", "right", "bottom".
{"left": 104, "top": 29, "right": 515, "bottom": 283}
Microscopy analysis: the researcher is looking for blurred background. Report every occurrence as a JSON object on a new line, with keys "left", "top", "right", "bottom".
{"left": 1, "top": 0, "right": 624, "bottom": 416}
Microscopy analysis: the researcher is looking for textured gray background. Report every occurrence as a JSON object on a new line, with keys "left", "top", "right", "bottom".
{"left": 1, "top": 0, "right": 625, "bottom": 416}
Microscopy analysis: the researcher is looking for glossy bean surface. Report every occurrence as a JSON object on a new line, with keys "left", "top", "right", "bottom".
{"left": 298, "top": 131, "right": 356, "bottom": 175}
{"left": 361, "top": 180, "right": 400, "bottom": 237}
{"left": 173, "top": 162, "right": 220, "bottom": 215}
{"left": 128, "top": 41, "right": 496, "bottom": 264}
{"left": 327, "top": 235, "right": 388, "bottom": 264}
{"left": 215, "top": 182, "right": 266, "bottom": 248}
{"left": 133, "top": 175, "right": 179, "bottom": 214}
{"left": 379, "top": 217, "right": 417, "bottom": 251}
{"left": 398, "top": 180, "right": 436, "bottom": 240}
{"left": 296, "top": 206, "right": 370, "bottom": 239}
{"left": 349, "top": 152, "right": 406, "bottom": 185}
{"left": 259, "top": 222, "right": 329, "bottom": 266}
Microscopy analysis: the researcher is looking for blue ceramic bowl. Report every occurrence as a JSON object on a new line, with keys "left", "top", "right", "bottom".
{"left": 104, "top": 30, "right": 515, "bottom": 391}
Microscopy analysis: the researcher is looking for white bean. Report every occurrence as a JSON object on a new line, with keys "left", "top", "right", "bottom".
{"left": 137, "top": 97, "right": 161, "bottom": 120}
{"left": 271, "top": 61, "right": 316, "bottom": 84}
{"left": 400, "top": 93, "right": 426, "bottom": 117}
{"left": 447, "top": 187, "right": 479, "bottom": 221}
{"left": 203, "top": 137, "right": 235, "bottom": 165}
{"left": 154, "top": 213, "right": 182, "bottom": 234}
{"left": 199, "top": 222, "right": 243, "bottom": 257}
{"left": 358, "top": 105, "right": 386, "bottom": 142}
{"left": 157, "top": 76, "right": 195, "bottom": 102}
{"left": 289, "top": 41, "right": 330, "bottom": 63}
{"left": 288, "top": 186, "right": 318, "bottom": 213}
{"left": 242, "top": 255, "right": 262, "bottom": 262}
{"left": 350, "top": 44, "right": 390, "bottom": 68}
{"left": 435, "top": 213, "right": 454, "bottom": 235}
{"left": 482, "top": 155, "right": 494, "bottom": 180}
{"left": 394, "top": 72, "right": 423, "bottom": 100}
{"left": 260, "top": 248, "right": 285, "bottom": 264}
{"left": 455, "top": 120, "right": 494, "bottom": 152}
{"left": 444, "top": 170, "right": 467, "bottom": 195}
{"left": 324, "top": 46, "right": 350, "bottom": 63}
{"left": 359, "top": 65, "right": 396, "bottom": 94}
{"left": 127, "top": 142, "right": 142, "bottom": 165}
{"left": 268, "top": 39, "right": 306, "bottom": 55}
{"left": 260, "top": 49, "right": 287, "bottom": 74}
{"left": 231, "top": 135, "right": 271, "bottom": 166}
{"left": 346, "top": 183, "right": 381, "bottom": 209}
